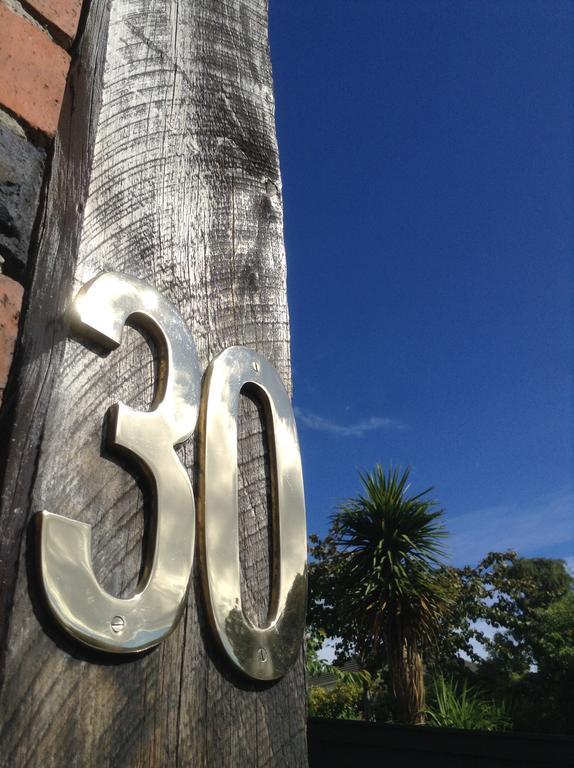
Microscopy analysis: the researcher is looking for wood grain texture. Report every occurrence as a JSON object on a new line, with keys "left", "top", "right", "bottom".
{"left": 0, "top": 0, "right": 307, "bottom": 765}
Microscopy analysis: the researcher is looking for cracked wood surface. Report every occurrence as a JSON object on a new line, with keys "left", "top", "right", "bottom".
{"left": 0, "top": 0, "right": 307, "bottom": 765}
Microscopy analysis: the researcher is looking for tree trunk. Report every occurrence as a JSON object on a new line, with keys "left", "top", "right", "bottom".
{"left": 0, "top": 0, "right": 307, "bottom": 765}
{"left": 385, "top": 628, "right": 426, "bottom": 725}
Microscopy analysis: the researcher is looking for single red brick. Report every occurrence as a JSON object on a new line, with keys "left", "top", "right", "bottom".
{"left": 22, "top": 0, "right": 82, "bottom": 45}
{"left": 0, "top": 275, "right": 24, "bottom": 404}
{"left": 0, "top": 3, "right": 70, "bottom": 138}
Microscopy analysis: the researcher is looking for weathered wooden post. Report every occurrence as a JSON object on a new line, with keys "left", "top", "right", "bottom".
{"left": 0, "top": 0, "right": 308, "bottom": 764}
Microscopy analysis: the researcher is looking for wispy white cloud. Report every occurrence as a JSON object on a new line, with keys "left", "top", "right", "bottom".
{"left": 294, "top": 407, "right": 404, "bottom": 437}
{"left": 564, "top": 556, "right": 574, "bottom": 577}
{"left": 448, "top": 490, "right": 574, "bottom": 565}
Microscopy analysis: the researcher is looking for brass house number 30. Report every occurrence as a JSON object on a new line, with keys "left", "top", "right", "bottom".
{"left": 38, "top": 272, "right": 307, "bottom": 682}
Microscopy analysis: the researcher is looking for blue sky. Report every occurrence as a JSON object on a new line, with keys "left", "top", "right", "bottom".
{"left": 269, "top": 0, "right": 574, "bottom": 568}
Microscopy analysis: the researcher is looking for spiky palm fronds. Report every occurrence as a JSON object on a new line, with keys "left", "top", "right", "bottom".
{"left": 331, "top": 465, "right": 449, "bottom": 647}
{"left": 329, "top": 465, "right": 450, "bottom": 723}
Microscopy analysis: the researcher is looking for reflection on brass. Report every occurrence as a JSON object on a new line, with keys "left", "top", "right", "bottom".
{"left": 38, "top": 272, "right": 201, "bottom": 653}
{"left": 199, "top": 347, "right": 307, "bottom": 681}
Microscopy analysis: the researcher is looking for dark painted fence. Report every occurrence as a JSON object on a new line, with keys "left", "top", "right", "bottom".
{"left": 308, "top": 718, "right": 574, "bottom": 768}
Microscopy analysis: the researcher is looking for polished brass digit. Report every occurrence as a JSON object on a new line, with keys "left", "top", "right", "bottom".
{"left": 38, "top": 272, "right": 201, "bottom": 653}
{"left": 199, "top": 347, "right": 307, "bottom": 680}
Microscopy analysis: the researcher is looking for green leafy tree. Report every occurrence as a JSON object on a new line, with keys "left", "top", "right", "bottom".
{"left": 522, "top": 590, "right": 574, "bottom": 733}
{"left": 477, "top": 553, "right": 572, "bottom": 670}
{"left": 424, "top": 553, "right": 574, "bottom": 667}
{"left": 466, "top": 553, "right": 574, "bottom": 733}
{"left": 309, "top": 466, "right": 451, "bottom": 724}
{"left": 308, "top": 681, "right": 364, "bottom": 720}
{"left": 423, "top": 564, "right": 486, "bottom": 672}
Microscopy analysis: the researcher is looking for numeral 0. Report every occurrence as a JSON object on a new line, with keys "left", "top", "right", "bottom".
{"left": 38, "top": 272, "right": 307, "bottom": 681}
{"left": 199, "top": 347, "right": 307, "bottom": 680}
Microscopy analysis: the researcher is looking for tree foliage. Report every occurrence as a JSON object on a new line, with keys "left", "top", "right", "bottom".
{"left": 308, "top": 681, "right": 364, "bottom": 720}
{"left": 309, "top": 471, "right": 574, "bottom": 734}
{"left": 462, "top": 552, "right": 574, "bottom": 733}
{"left": 309, "top": 466, "right": 451, "bottom": 724}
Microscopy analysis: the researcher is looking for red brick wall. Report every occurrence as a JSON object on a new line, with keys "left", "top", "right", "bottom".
{"left": 0, "top": 0, "right": 82, "bottom": 408}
